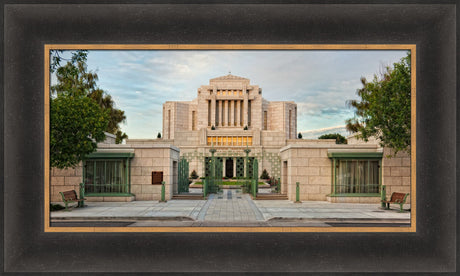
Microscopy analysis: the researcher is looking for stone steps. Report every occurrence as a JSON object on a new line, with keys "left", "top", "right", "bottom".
{"left": 255, "top": 194, "right": 289, "bottom": 200}
{"left": 172, "top": 193, "right": 205, "bottom": 200}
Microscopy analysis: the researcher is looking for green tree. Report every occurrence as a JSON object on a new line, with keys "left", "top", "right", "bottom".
{"left": 50, "top": 95, "right": 109, "bottom": 169}
{"left": 157, "top": 132, "right": 162, "bottom": 138}
{"left": 260, "top": 169, "right": 270, "bottom": 179}
{"left": 50, "top": 50, "right": 87, "bottom": 73}
{"left": 318, "top": 133, "right": 347, "bottom": 144}
{"left": 345, "top": 52, "right": 411, "bottom": 155}
{"left": 298, "top": 132, "right": 303, "bottom": 139}
{"left": 51, "top": 54, "right": 128, "bottom": 143}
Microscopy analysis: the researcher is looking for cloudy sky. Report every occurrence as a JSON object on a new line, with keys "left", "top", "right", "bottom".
{"left": 53, "top": 50, "right": 407, "bottom": 139}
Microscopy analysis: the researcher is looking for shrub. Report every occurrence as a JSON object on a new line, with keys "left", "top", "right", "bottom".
{"left": 190, "top": 169, "right": 199, "bottom": 179}
{"left": 260, "top": 169, "right": 270, "bottom": 179}
{"left": 318, "top": 133, "right": 347, "bottom": 144}
{"left": 50, "top": 203, "right": 65, "bottom": 211}
{"left": 269, "top": 176, "right": 278, "bottom": 186}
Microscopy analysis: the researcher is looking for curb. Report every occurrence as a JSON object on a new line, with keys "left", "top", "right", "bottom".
{"left": 51, "top": 216, "right": 195, "bottom": 222}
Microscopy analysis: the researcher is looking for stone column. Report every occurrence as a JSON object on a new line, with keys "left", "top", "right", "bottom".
{"left": 233, "top": 158, "right": 236, "bottom": 177}
{"left": 222, "top": 157, "right": 226, "bottom": 177}
{"left": 230, "top": 100, "right": 234, "bottom": 126}
{"left": 211, "top": 87, "right": 216, "bottom": 127}
{"left": 243, "top": 86, "right": 248, "bottom": 127}
{"left": 224, "top": 100, "right": 228, "bottom": 126}
{"left": 236, "top": 100, "right": 241, "bottom": 127}
{"left": 218, "top": 100, "right": 222, "bottom": 127}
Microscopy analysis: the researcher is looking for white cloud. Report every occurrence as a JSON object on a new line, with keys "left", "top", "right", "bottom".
{"left": 81, "top": 50, "right": 406, "bottom": 138}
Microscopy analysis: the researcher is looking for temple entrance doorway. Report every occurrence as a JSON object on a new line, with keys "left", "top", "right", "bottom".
{"left": 225, "top": 158, "right": 234, "bottom": 178}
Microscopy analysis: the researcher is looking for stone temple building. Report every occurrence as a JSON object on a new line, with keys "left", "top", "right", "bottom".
{"left": 161, "top": 74, "right": 297, "bottom": 182}
{"left": 50, "top": 74, "right": 411, "bottom": 205}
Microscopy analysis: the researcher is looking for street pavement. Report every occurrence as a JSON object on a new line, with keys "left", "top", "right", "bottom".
{"left": 51, "top": 189, "right": 411, "bottom": 227}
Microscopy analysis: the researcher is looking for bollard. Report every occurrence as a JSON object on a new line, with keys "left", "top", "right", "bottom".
{"left": 78, "top": 182, "right": 85, "bottom": 208}
{"left": 159, "top": 181, "right": 167, "bottom": 202}
{"left": 381, "top": 185, "right": 387, "bottom": 208}
{"left": 295, "top": 182, "right": 301, "bottom": 203}
{"left": 203, "top": 179, "right": 208, "bottom": 199}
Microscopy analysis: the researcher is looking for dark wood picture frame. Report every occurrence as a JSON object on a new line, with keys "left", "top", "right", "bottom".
{"left": 2, "top": 1, "right": 457, "bottom": 273}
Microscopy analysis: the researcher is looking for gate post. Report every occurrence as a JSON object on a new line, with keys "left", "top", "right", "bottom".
{"left": 203, "top": 178, "right": 208, "bottom": 198}
{"left": 277, "top": 177, "right": 281, "bottom": 194}
{"left": 252, "top": 179, "right": 257, "bottom": 198}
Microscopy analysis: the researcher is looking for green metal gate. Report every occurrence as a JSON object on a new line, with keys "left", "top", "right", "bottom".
{"left": 203, "top": 154, "right": 222, "bottom": 196}
{"left": 242, "top": 158, "right": 258, "bottom": 197}
{"left": 178, "top": 157, "right": 189, "bottom": 193}
{"left": 252, "top": 158, "right": 259, "bottom": 196}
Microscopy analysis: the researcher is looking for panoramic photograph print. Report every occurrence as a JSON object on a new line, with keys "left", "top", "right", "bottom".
{"left": 46, "top": 46, "right": 414, "bottom": 231}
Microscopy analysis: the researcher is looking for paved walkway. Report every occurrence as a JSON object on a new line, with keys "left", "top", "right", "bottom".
{"left": 51, "top": 189, "right": 411, "bottom": 227}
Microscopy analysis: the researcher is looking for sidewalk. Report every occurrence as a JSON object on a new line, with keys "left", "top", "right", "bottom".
{"left": 51, "top": 189, "right": 410, "bottom": 227}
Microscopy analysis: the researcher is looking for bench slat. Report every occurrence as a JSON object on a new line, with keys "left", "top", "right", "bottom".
{"left": 381, "top": 192, "right": 409, "bottom": 213}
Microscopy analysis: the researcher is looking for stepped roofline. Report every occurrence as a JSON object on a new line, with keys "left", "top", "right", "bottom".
{"left": 210, "top": 74, "right": 249, "bottom": 82}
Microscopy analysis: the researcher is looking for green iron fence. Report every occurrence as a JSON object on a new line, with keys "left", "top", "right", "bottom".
{"left": 242, "top": 158, "right": 258, "bottom": 196}
{"left": 203, "top": 155, "right": 222, "bottom": 196}
{"left": 178, "top": 157, "right": 189, "bottom": 193}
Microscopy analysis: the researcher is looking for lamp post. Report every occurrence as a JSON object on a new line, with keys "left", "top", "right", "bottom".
{"left": 244, "top": 143, "right": 251, "bottom": 178}
{"left": 209, "top": 138, "right": 217, "bottom": 193}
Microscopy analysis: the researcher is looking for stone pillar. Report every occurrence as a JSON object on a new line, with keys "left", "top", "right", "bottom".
{"left": 243, "top": 86, "right": 248, "bottom": 127}
{"left": 233, "top": 158, "right": 236, "bottom": 176}
{"left": 218, "top": 100, "right": 223, "bottom": 127}
{"left": 222, "top": 157, "right": 226, "bottom": 176}
{"left": 211, "top": 87, "right": 216, "bottom": 127}
{"left": 230, "top": 100, "right": 234, "bottom": 126}
{"left": 224, "top": 100, "right": 228, "bottom": 126}
{"left": 236, "top": 100, "right": 241, "bottom": 127}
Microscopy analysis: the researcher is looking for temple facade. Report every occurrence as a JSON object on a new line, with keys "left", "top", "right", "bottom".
{"left": 50, "top": 74, "right": 411, "bottom": 204}
{"left": 158, "top": 74, "right": 297, "bottom": 182}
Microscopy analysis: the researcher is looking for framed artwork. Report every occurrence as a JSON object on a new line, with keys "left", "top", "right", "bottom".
{"left": 2, "top": 2, "right": 456, "bottom": 273}
{"left": 44, "top": 44, "right": 416, "bottom": 233}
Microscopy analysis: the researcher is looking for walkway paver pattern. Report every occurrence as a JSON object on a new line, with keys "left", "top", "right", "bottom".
{"left": 51, "top": 189, "right": 410, "bottom": 227}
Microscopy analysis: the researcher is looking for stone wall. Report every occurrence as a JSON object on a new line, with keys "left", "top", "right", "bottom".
{"left": 50, "top": 166, "right": 84, "bottom": 202}
{"left": 280, "top": 145, "right": 333, "bottom": 201}
{"left": 162, "top": 102, "right": 174, "bottom": 140}
{"left": 50, "top": 144, "right": 180, "bottom": 203}
{"left": 260, "top": 131, "right": 286, "bottom": 147}
{"left": 173, "top": 130, "right": 200, "bottom": 147}
{"left": 382, "top": 148, "right": 412, "bottom": 204}
{"left": 175, "top": 102, "right": 190, "bottom": 131}
{"left": 268, "top": 102, "right": 284, "bottom": 132}
{"left": 279, "top": 141, "right": 411, "bottom": 204}
{"left": 129, "top": 146, "right": 180, "bottom": 200}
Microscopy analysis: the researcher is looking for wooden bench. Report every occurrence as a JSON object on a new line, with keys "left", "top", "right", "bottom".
{"left": 382, "top": 192, "right": 409, "bottom": 212}
{"left": 59, "top": 190, "right": 86, "bottom": 211}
